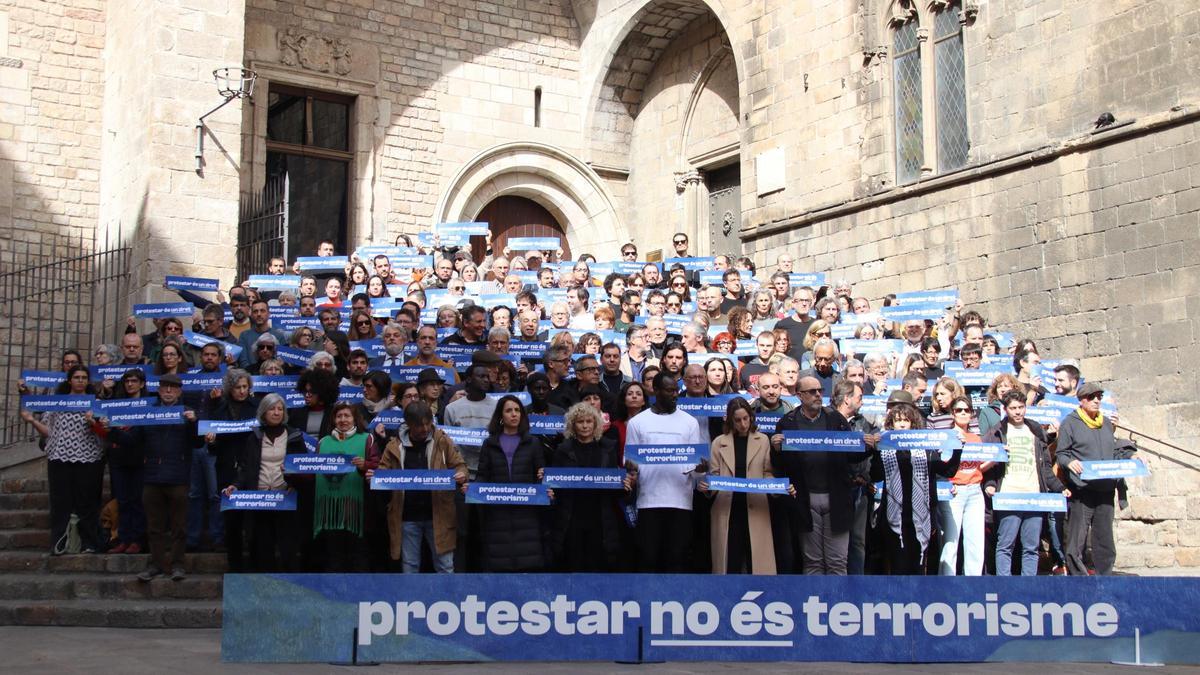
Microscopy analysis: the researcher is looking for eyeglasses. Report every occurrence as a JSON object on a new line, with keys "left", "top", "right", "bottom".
{"left": 576, "top": 365, "right": 599, "bottom": 373}
{"left": 622, "top": 250, "right": 637, "bottom": 257}
{"left": 716, "top": 340, "right": 732, "bottom": 346}
{"left": 673, "top": 239, "right": 687, "bottom": 245}
{"left": 258, "top": 344, "right": 275, "bottom": 350}
{"left": 953, "top": 407, "right": 971, "bottom": 413}
{"left": 355, "top": 320, "right": 372, "bottom": 326}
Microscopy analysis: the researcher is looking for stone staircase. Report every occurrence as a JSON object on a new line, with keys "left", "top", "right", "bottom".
{"left": 0, "top": 475, "right": 223, "bottom": 628}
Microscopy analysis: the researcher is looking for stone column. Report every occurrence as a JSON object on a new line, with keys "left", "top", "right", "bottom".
{"left": 675, "top": 169, "right": 705, "bottom": 254}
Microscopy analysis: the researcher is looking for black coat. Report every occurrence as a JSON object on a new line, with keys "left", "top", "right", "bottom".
{"left": 773, "top": 406, "right": 868, "bottom": 533}
{"left": 288, "top": 406, "right": 334, "bottom": 439}
{"left": 476, "top": 433, "right": 546, "bottom": 572}
{"left": 981, "top": 418, "right": 1066, "bottom": 494}
{"left": 108, "top": 407, "right": 199, "bottom": 486}
{"left": 205, "top": 397, "right": 259, "bottom": 487}
{"left": 549, "top": 436, "right": 625, "bottom": 571}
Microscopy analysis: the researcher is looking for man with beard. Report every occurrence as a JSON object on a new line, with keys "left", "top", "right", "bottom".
{"left": 370, "top": 322, "right": 410, "bottom": 368}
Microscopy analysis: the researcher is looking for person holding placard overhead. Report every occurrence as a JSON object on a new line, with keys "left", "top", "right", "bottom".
{"left": 981, "top": 390, "right": 1068, "bottom": 576}
{"left": 1056, "top": 382, "right": 1138, "bottom": 576}
{"left": 550, "top": 402, "right": 628, "bottom": 572}
{"left": 626, "top": 371, "right": 705, "bottom": 573}
{"left": 476, "top": 395, "right": 547, "bottom": 572}
{"left": 702, "top": 398, "right": 790, "bottom": 575}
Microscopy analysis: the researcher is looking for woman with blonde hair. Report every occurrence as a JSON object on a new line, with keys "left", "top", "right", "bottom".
{"left": 978, "top": 373, "right": 1022, "bottom": 435}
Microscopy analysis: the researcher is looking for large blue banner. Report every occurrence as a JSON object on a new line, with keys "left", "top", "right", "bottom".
{"left": 222, "top": 574, "right": 1200, "bottom": 664}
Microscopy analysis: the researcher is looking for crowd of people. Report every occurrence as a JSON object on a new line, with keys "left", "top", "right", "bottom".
{"left": 16, "top": 231, "right": 1140, "bottom": 579}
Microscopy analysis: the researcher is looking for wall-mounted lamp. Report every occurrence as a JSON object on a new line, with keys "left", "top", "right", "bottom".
{"left": 195, "top": 66, "right": 257, "bottom": 173}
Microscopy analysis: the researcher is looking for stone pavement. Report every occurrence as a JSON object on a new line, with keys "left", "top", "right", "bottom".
{"left": 3, "top": 627, "right": 1198, "bottom": 675}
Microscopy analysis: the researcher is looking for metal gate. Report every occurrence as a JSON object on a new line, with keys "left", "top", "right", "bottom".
{"left": 0, "top": 226, "right": 130, "bottom": 447}
{"left": 237, "top": 174, "right": 289, "bottom": 282}
{"left": 706, "top": 163, "right": 741, "bottom": 258}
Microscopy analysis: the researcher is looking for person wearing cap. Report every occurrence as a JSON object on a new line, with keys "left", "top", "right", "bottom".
{"left": 104, "top": 373, "right": 200, "bottom": 581}
{"left": 1056, "top": 382, "right": 1138, "bottom": 576}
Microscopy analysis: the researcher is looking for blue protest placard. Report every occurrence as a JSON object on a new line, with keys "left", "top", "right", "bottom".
{"left": 294, "top": 256, "right": 349, "bottom": 272}
{"left": 755, "top": 412, "right": 784, "bottom": 434}
{"left": 220, "top": 490, "right": 297, "bottom": 511}
{"left": 275, "top": 346, "right": 316, "bottom": 367}
{"left": 21, "top": 395, "right": 95, "bottom": 412}
{"left": 838, "top": 339, "right": 905, "bottom": 356}
{"left": 338, "top": 386, "right": 364, "bottom": 403}
{"left": 626, "top": 443, "right": 708, "bottom": 465}
{"left": 698, "top": 270, "right": 727, "bottom": 285}
{"left": 20, "top": 370, "right": 66, "bottom": 387}
{"left": 180, "top": 371, "right": 224, "bottom": 392}
{"left": 677, "top": 395, "right": 737, "bottom": 418}
{"left": 859, "top": 395, "right": 888, "bottom": 418}
{"left": 133, "top": 302, "right": 195, "bottom": 319}
{"left": 507, "top": 236, "right": 559, "bottom": 251}
{"left": 506, "top": 341, "right": 548, "bottom": 359}
{"left": 961, "top": 443, "right": 1008, "bottom": 463}
{"left": 247, "top": 275, "right": 302, "bottom": 290}
{"left": 284, "top": 392, "right": 306, "bottom": 409}
{"left": 879, "top": 302, "right": 946, "bottom": 322}
{"left": 371, "top": 469, "right": 458, "bottom": 491}
{"left": 991, "top": 492, "right": 1068, "bottom": 512}
{"left": 541, "top": 468, "right": 626, "bottom": 490}
{"left": 936, "top": 481, "right": 954, "bottom": 501}
{"left": 706, "top": 476, "right": 790, "bottom": 494}
{"left": 252, "top": 375, "right": 299, "bottom": 393}
{"left": 878, "top": 429, "right": 961, "bottom": 454}
{"left": 386, "top": 365, "right": 454, "bottom": 385}
{"left": 466, "top": 483, "right": 551, "bottom": 505}
{"left": 92, "top": 397, "right": 152, "bottom": 417}
{"left": 275, "top": 317, "right": 322, "bottom": 332}
{"left": 198, "top": 418, "right": 258, "bottom": 435}
{"left": 664, "top": 257, "right": 715, "bottom": 271}
{"left": 300, "top": 432, "right": 318, "bottom": 454}
{"left": 781, "top": 430, "right": 866, "bottom": 453}
{"left": 165, "top": 275, "right": 220, "bottom": 293}
{"left": 788, "top": 272, "right": 826, "bottom": 288}
{"left": 284, "top": 454, "right": 357, "bottom": 475}
{"left": 440, "top": 426, "right": 489, "bottom": 447}
{"left": 418, "top": 231, "right": 468, "bottom": 248}
{"left": 732, "top": 342, "right": 759, "bottom": 358}
{"left": 105, "top": 406, "right": 186, "bottom": 426}
{"left": 436, "top": 221, "right": 489, "bottom": 236}
{"left": 894, "top": 288, "right": 958, "bottom": 306}
{"left": 1023, "top": 406, "right": 1068, "bottom": 426}
{"left": 356, "top": 245, "right": 417, "bottom": 260}
{"left": 529, "top": 415, "right": 566, "bottom": 435}
{"left": 486, "top": 391, "right": 532, "bottom": 406}
{"left": 183, "top": 331, "right": 244, "bottom": 359}
{"left": 223, "top": 572, "right": 1200, "bottom": 665}
{"left": 370, "top": 409, "right": 405, "bottom": 430}
{"left": 1080, "top": 459, "right": 1150, "bottom": 481}
{"left": 437, "top": 343, "right": 485, "bottom": 362}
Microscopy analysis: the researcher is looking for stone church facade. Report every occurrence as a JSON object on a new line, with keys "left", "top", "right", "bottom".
{"left": 1, "top": 0, "right": 1198, "bottom": 568}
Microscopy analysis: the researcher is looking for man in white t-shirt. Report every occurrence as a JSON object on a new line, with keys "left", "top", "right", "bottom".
{"left": 626, "top": 371, "right": 704, "bottom": 572}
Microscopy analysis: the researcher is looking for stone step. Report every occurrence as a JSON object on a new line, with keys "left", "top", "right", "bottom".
{"left": 0, "top": 572, "right": 222, "bottom": 601}
{"left": 0, "top": 510, "right": 49, "bottom": 530}
{"left": 0, "top": 493, "right": 49, "bottom": 510}
{"left": 46, "top": 552, "right": 227, "bottom": 575}
{"left": 0, "top": 551, "right": 227, "bottom": 574}
{"left": 0, "top": 478, "right": 47, "bottom": 495}
{"left": 0, "top": 598, "right": 221, "bottom": 628}
{"left": 0, "top": 529, "right": 50, "bottom": 551}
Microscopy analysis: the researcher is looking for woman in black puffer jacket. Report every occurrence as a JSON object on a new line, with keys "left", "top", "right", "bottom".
{"left": 202, "top": 369, "right": 258, "bottom": 572}
{"left": 476, "top": 395, "right": 546, "bottom": 572}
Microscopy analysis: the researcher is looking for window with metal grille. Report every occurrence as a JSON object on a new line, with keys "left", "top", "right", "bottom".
{"left": 934, "top": 9, "right": 969, "bottom": 172}
{"left": 893, "top": 19, "right": 923, "bottom": 185}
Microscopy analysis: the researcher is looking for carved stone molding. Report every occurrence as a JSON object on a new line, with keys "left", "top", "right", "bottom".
{"left": 674, "top": 169, "right": 704, "bottom": 192}
{"left": 278, "top": 29, "right": 352, "bottom": 76}
{"left": 961, "top": 1, "right": 980, "bottom": 23}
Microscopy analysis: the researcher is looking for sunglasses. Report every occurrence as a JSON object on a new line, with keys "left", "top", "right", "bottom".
{"left": 622, "top": 250, "right": 637, "bottom": 257}
{"left": 673, "top": 239, "right": 687, "bottom": 245}
{"left": 953, "top": 407, "right": 971, "bottom": 413}
{"left": 815, "top": 331, "right": 831, "bottom": 337}
{"left": 356, "top": 320, "right": 372, "bottom": 326}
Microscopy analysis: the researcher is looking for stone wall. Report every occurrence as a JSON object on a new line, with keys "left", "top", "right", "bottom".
{"left": 0, "top": 2, "right": 104, "bottom": 246}
{"left": 742, "top": 113, "right": 1200, "bottom": 571}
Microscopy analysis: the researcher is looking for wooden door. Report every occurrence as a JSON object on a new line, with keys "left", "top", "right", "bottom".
{"left": 472, "top": 196, "right": 572, "bottom": 262}
{"left": 706, "top": 163, "right": 741, "bottom": 257}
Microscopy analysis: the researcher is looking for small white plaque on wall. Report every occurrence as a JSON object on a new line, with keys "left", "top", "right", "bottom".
{"left": 755, "top": 147, "right": 785, "bottom": 196}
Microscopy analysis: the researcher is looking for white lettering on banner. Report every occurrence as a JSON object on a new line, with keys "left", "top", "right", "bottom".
{"left": 357, "top": 592, "right": 1119, "bottom": 646}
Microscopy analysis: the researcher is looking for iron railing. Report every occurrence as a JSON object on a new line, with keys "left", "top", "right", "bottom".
{"left": 0, "top": 226, "right": 130, "bottom": 447}
{"left": 237, "top": 173, "right": 289, "bottom": 282}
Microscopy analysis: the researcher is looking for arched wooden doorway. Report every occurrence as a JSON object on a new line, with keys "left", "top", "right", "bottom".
{"left": 472, "top": 196, "right": 572, "bottom": 262}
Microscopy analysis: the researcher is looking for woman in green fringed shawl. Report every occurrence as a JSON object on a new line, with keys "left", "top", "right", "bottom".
{"left": 314, "top": 402, "right": 380, "bottom": 571}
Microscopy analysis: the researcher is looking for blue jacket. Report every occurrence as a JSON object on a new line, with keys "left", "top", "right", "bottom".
{"left": 109, "top": 404, "right": 200, "bottom": 485}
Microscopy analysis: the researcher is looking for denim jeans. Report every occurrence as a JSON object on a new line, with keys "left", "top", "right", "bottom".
{"left": 995, "top": 511, "right": 1043, "bottom": 576}
{"left": 938, "top": 483, "right": 985, "bottom": 575}
{"left": 109, "top": 464, "right": 145, "bottom": 545}
{"left": 402, "top": 520, "right": 454, "bottom": 573}
{"left": 187, "top": 447, "right": 222, "bottom": 547}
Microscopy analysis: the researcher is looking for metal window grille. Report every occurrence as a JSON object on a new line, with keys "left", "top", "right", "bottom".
{"left": 935, "top": 10, "right": 969, "bottom": 172}
{"left": 236, "top": 174, "right": 289, "bottom": 282}
{"left": 893, "top": 20, "right": 924, "bottom": 184}
{"left": 0, "top": 227, "right": 130, "bottom": 447}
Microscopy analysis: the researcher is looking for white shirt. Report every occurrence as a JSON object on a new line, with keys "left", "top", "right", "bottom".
{"left": 626, "top": 408, "right": 703, "bottom": 511}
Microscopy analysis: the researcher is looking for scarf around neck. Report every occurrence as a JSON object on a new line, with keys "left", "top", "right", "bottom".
{"left": 1078, "top": 408, "right": 1103, "bottom": 429}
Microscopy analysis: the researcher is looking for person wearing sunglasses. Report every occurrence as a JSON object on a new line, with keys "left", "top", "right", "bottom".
{"left": 769, "top": 375, "right": 865, "bottom": 575}
{"left": 620, "top": 243, "right": 638, "bottom": 259}
{"left": 937, "top": 396, "right": 988, "bottom": 576}
{"left": 1055, "top": 383, "right": 1138, "bottom": 576}
{"left": 670, "top": 232, "right": 690, "bottom": 257}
